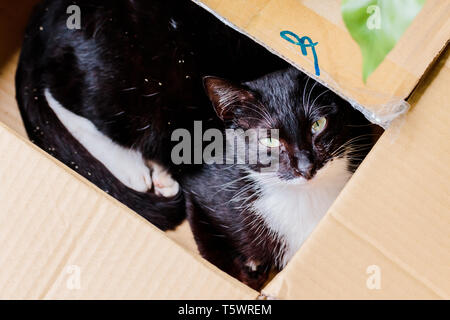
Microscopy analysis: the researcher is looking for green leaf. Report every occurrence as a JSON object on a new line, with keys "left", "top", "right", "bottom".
{"left": 341, "top": 0, "right": 426, "bottom": 82}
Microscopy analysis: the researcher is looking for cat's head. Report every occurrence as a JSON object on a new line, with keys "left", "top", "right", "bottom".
{"left": 203, "top": 67, "right": 375, "bottom": 186}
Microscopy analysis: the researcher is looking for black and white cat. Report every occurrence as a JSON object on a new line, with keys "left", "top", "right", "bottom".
{"left": 16, "top": 0, "right": 288, "bottom": 230}
{"left": 186, "top": 69, "right": 377, "bottom": 288}
{"left": 16, "top": 0, "right": 378, "bottom": 289}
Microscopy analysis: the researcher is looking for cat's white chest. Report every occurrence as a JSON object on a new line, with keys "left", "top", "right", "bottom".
{"left": 251, "top": 159, "right": 351, "bottom": 267}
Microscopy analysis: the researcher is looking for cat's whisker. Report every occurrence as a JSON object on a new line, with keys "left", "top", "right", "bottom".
{"left": 345, "top": 123, "right": 375, "bottom": 128}
{"left": 306, "top": 81, "right": 319, "bottom": 112}
{"left": 121, "top": 87, "right": 137, "bottom": 92}
{"left": 230, "top": 185, "right": 258, "bottom": 203}
{"left": 136, "top": 124, "right": 151, "bottom": 131}
{"left": 329, "top": 134, "right": 375, "bottom": 157}
{"left": 346, "top": 144, "right": 374, "bottom": 152}
{"left": 211, "top": 173, "right": 255, "bottom": 194}
{"left": 225, "top": 181, "right": 259, "bottom": 203}
{"left": 310, "top": 89, "right": 330, "bottom": 109}
{"left": 338, "top": 143, "right": 373, "bottom": 154}
{"left": 112, "top": 111, "right": 125, "bottom": 117}
{"left": 239, "top": 103, "right": 274, "bottom": 127}
{"left": 302, "top": 76, "right": 311, "bottom": 107}
{"left": 142, "top": 92, "right": 160, "bottom": 97}
{"left": 230, "top": 176, "right": 283, "bottom": 207}
{"left": 229, "top": 182, "right": 257, "bottom": 196}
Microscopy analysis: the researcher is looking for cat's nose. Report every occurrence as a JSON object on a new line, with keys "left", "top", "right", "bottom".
{"left": 295, "top": 153, "right": 316, "bottom": 180}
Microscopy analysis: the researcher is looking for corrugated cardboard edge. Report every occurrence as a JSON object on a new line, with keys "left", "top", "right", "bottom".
{"left": 262, "top": 47, "right": 450, "bottom": 300}
{"left": 0, "top": 121, "right": 258, "bottom": 299}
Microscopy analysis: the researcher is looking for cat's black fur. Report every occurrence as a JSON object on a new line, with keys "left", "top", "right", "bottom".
{"left": 16, "top": 0, "right": 287, "bottom": 230}
{"left": 16, "top": 0, "right": 378, "bottom": 289}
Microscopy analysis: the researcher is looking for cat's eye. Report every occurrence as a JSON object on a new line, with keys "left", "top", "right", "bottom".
{"left": 259, "top": 137, "right": 280, "bottom": 148}
{"left": 311, "top": 117, "right": 327, "bottom": 134}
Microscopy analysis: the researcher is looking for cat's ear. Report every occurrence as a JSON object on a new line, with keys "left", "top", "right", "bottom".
{"left": 203, "top": 76, "right": 254, "bottom": 121}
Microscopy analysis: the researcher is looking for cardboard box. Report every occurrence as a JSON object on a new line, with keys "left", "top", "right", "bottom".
{"left": 0, "top": 0, "right": 449, "bottom": 299}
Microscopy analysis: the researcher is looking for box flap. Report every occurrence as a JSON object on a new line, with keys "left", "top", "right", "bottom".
{"left": 0, "top": 123, "right": 257, "bottom": 299}
{"left": 0, "top": 53, "right": 26, "bottom": 138}
{"left": 263, "top": 48, "right": 450, "bottom": 299}
{"left": 195, "top": 0, "right": 450, "bottom": 126}
{"left": 0, "top": 0, "right": 39, "bottom": 138}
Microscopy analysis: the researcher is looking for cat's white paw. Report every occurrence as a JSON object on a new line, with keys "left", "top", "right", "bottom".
{"left": 150, "top": 163, "right": 180, "bottom": 198}
{"left": 118, "top": 157, "right": 153, "bottom": 193}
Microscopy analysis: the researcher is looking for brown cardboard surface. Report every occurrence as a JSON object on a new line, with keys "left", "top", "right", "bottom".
{"left": 195, "top": 0, "right": 450, "bottom": 126}
{"left": 166, "top": 220, "right": 199, "bottom": 255}
{"left": 0, "top": 121, "right": 257, "bottom": 299}
{"left": 263, "top": 48, "right": 450, "bottom": 299}
{"left": 0, "top": 0, "right": 40, "bottom": 137}
{"left": 0, "top": 49, "right": 201, "bottom": 284}
{"left": 0, "top": 52, "right": 26, "bottom": 137}
{"left": 0, "top": 0, "right": 449, "bottom": 300}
